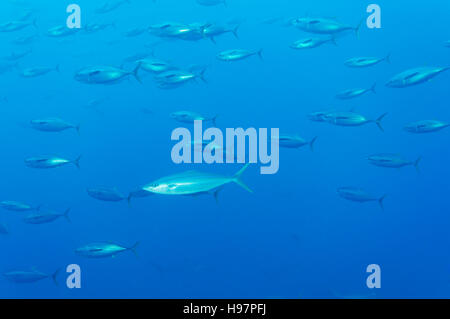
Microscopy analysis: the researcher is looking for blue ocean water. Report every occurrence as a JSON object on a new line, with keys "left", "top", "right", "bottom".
{"left": 0, "top": 0, "right": 449, "bottom": 299}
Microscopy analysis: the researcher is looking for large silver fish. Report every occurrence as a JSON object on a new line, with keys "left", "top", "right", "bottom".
{"left": 336, "top": 84, "right": 376, "bottom": 100}
{"left": 404, "top": 120, "right": 449, "bottom": 134}
{"left": 170, "top": 111, "right": 217, "bottom": 125}
{"left": 155, "top": 68, "right": 206, "bottom": 89}
{"left": 74, "top": 65, "right": 141, "bottom": 84}
{"left": 142, "top": 164, "right": 252, "bottom": 198}
{"left": 275, "top": 135, "right": 317, "bottom": 151}
{"left": 75, "top": 242, "right": 139, "bottom": 258}
{"left": 3, "top": 268, "right": 59, "bottom": 284}
{"left": 290, "top": 37, "right": 336, "bottom": 49}
{"left": 337, "top": 187, "right": 386, "bottom": 210}
{"left": 367, "top": 153, "right": 421, "bottom": 171}
{"left": 30, "top": 118, "right": 79, "bottom": 133}
{"left": 217, "top": 49, "right": 263, "bottom": 61}
{"left": 25, "top": 155, "right": 81, "bottom": 169}
{"left": 0, "top": 200, "right": 38, "bottom": 212}
{"left": 344, "top": 55, "right": 390, "bottom": 68}
{"left": 203, "top": 24, "right": 239, "bottom": 43}
{"left": 87, "top": 187, "right": 126, "bottom": 202}
{"left": 24, "top": 208, "right": 71, "bottom": 224}
{"left": 386, "top": 67, "right": 449, "bottom": 88}
{"left": 323, "top": 112, "right": 387, "bottom": 131}
{"left": 292, "top": 17, "right": 361, "bottom": 36}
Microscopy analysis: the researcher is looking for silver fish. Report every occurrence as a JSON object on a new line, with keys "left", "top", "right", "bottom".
{"left": 217, "top": 49, "right": 263, "bottom": 61}
{"left": 74, "top": 65, "right": 141, "bottom": 84}
{"left": 170, "top": 111, "right": 217, "bottom": 125}
{"left": 323, "top": 112, "right": 387, "bottom": 131}
{"left": 30, "top": 118, "right": 79, "bottom": 133}
{"left": 368, "top": 153, "right": 421, "bottom": 170}
{"left": 203, "top": 24, "right": 239, "bottom": 43}
{"left": 336, "top": 84, "right": 376, "bottom": 100}
{"left": 386, "top": 67, "right": 449, "bottom": 88}
{"left": 76, "top": 242, "right": 139, "bottom": 258}
{"left": 87, "top": 187, "right": 126, "bottom": 202}
{"left": 276, "top": 135, "right": 317, "bottom": 151}
{"left": 21, "top": 65, "right": 59, "bottom": 78}
{"left": 0, "top": 19, "right": 36, "bottom": 32}
{"left": 137, "top": 58, "right": 177, "bottom": 74}
{"left": 25, "top": 155, "right": 81, "bottom": 169}
{"left": 24, "top": 208, "right": 71, "bottom": 224}
{"left": 3, "top": 269, "right": 59, "bottom": 284}
{"left": 47, "top": 25, "right": 79, "bottom": 37}
{"left": 142, "top": 164, "right": 252, "bottom": 197}
{"left": 290, "top": 37, "right": 336, "bottom": 49}
{"left": 337, "top": 187, "right": 386, "bottom": 210}
{"left": 404, "top": 120, "right": 449, "bottom": 134}
{"left": 292, "top": 17, "right": 362, "bottom": 36}
{"left": 156, "top": 68, "right": 206, "bottom": 89}
{"left": 0, "top": 200, "right": 37, "bottom": 212}
{"left": 344, "top": 55, "right": 390, "bottom": 68}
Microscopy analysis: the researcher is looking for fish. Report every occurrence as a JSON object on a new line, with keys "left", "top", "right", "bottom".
{"left": 292, "top": 17, "right": 362, "bottom": 36}
{"left": 126, "top": 189, "right": 154, "bottom": 204}
{"left": 155, "top": 68, "right": 206, "bottom": 89}
{"left": 197, "top": 0, "right": 227, "bottom": 6}
{"left": 75, "top": 242, "right": 139, "bottom": 258}
{"left": 47, "top": 25, "right": 79, "bottom": 37}
{"left": 24, "top": 208, "right": 71, "bottom": 224}
{"left": 367, "top": 153, "right": 421, "bottom": 171}
{"left": 137, "top": 58, "right": 177, "bottom": 74}
{"left": 323, "top": 112, "right": 387, "bottom": 131}
{"left": 0, "top": 19, "right": 37, "bottom": 32}
{"left": 386, "top": 67, "right": 449, "bottom": 88}
{"left": 3, "top": 49, "right": 32, "bottom": 61}
{"left": 83, "top": 23, "right": 115, "bottom": 34}
{"left": 25, "top": 155, "right": 81, "bottom": 169}
{"left": 290, "top": 37, "right": 336, "bottom": 49}
{"left": 87, "top": 187, "right": 126, "bottom": 202}
{"left": 30, "top": 118, "right": 80, "bottom": 133}
{"left": 122, "top": 52, "right": 153, "bottom": 65}
{"left": 74, "top": 65, "right": 141, "bottom": 84}
{"left": 0, "top": 201, "right": 38, "bottom": 212}
{"left": 344, "top": 55, "right": 390, "bottom": 68}
{"left": 217, "top": 49, "right": 263, "bottom": 61}
{"left": 3, "top": 269, "right": 59, "bottom": 285}
{"left": 404, "top": 120, "right": 450, "bottom": 133}
{"left": 154, "top": 23, "right": 208, "bottom": 41}
{"left": 95, "top": 0, "right": 131, "bottom": 14}
{"left": 142, "top": 164, "right": 252, "bottom": 198}
{"left": 336, "top": 84, "right": 376, "bottom": 100}
{"left": 337, "top": 187, "right": 386, "bottom": 210}
{"left": 0, "top": 223, "right": 9, "bottom": 235}
{"left": 203, "top": 24, "right": 239, "bottom": 43}
{"left": 276, "top": 135, "right": 317, "bottom": 151}
{"left": 170, "top": 111, "right": 217, "bottom": 125}
{"left": 20, "top": 65, "right": 60, "bottom": 78}
{"left": 308, "top": 110, "right": 332, "bottom": 122}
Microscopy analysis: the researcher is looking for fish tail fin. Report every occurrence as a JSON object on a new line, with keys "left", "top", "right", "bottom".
{"left": 199, "top": 68, "right": 207, "bottom": 83}
{"left": 330, "top": 35, "right": 338, "bottom": 46}
{"left": 414, "top": 156, "right": 422, "bottom": 173}
{"left": 232, "top": 24, "right": 240, "bottom": 39}
{"left": 385, "top": 53, "right": 391, "bottom": 64}
{"left": 64, "top": 208, "right": 71, "bottom": 223}
{"left": 355, "top": 18, "right": 363, "bottom": 39}
{"left": 213, "top": 189, "right": 220, "bottom": 205}
{"left": 378, "top": 194, "right": 387, "bottom": 210}
{"left": 233, "top": 164, "right": 253, "bottom": 193}
{"left": 128, "top": 242, "right": 140, "bottom": 258}
{"left": 375, "top": 113, "right": 388, "bottom": 132}
{"left": 127, "top": 193, "right": 133, "bottom": 206}
{"left": 75, "top": 124, "right": 81, "bottom": 135}
{"left": 309, "top": 136, "right": 318, "bottom": 152}
{"left": 370, "top": 82, "right": 377, "bottom": 94}
{"left": 257, "top": 48, "right": 264, "bottom": 60}
{"left": 51, "top": 268, "right": 61, "bottom": 286}
{"left": 32, "top": 18, "right": 38, "bottom": 30}
{"left": 211, "top": 114, "right": 218, "bottom": 126}
{"left": 73, "top": 155, "right": 82, "bottom": 169}
{"left": 210, "top": 36, "right": 216, "bottom": 44}
{"left": 132, "top": 62, "right": 142, "bottom": 84}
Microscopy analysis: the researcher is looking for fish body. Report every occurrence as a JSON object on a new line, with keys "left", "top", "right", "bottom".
{"left": 0, "top": 20, "right": 36, "bottom": 32}
{"left": 337, "top": 187, "right": 385, "bottom": 209}
{"left": 21, "top": 65, "right": 59, "bottom": 78}
{"left": 137, "top": 59, "right": 176, "bottom": 74}
{"left": 25, "top": 156, "right": 81, "bottom": 169}
{"left": 0, "top": 201, "right": 36, "bottom": 212}
{"left": 276, "top": 135, "right": 317, "bottom": 151}
{"left": 87, "top": 187, "right": 126, "bottom": 202}
{"left": 84, "top": 23, "right": 115, "bottom": 34}
{"left": 47, "top": 25, "right": 79, "bottom": 37}
{"left": 368, "top": 153, "right": 421, "bottom": 169}
{"left": 336, "top": 84, "right": 376, "bottom": 100}
{"left": 3, "top": 49, "right": 32, "bottom": 61}
{"left": 156, "top": 68, "right": 206, "bottom": 88}
{"left": 3, "top": 269, "right": 57, "bottom": 284}
{"left": 290, "top": 37, "right": 335, "bottom": 49}
{"left": 324, "top": 112, "right": 387, "bottom": 131}
{"left": 170, "top": 111, "right": 217, "bottom": 125}
{"left": 292, "top": 17, "right": 360, "bottom": 35}
{"left": 345, "top": 55, "right": 390, "bottom": 68}
{"left": 404, "top": 120, "right": 449, "bottom": 133}
{"left": 24, "top": 208, "right": 70, "bottom": 224}
{"left": 386, "top": 67, "right": 449, "bottom": 88}
{"left": 203, "top": 24, "right": 239, "bottom": 42}
{"left": 142, "top": 165, "right": 252, "bottom": 196}
{"left": 30, "top": 118, "right": 79, "bottom": 133}
{"left": 308, "top": 110, "right": 331, "bottom": 122}
{"left": 75, "top": 65, "right": 141, "bottom": 84}
{"left": 75, "top": 242, "right": 138, "bottom": 258}
{"left": 217, "top": 49, "right": 263, "bottom": 61}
